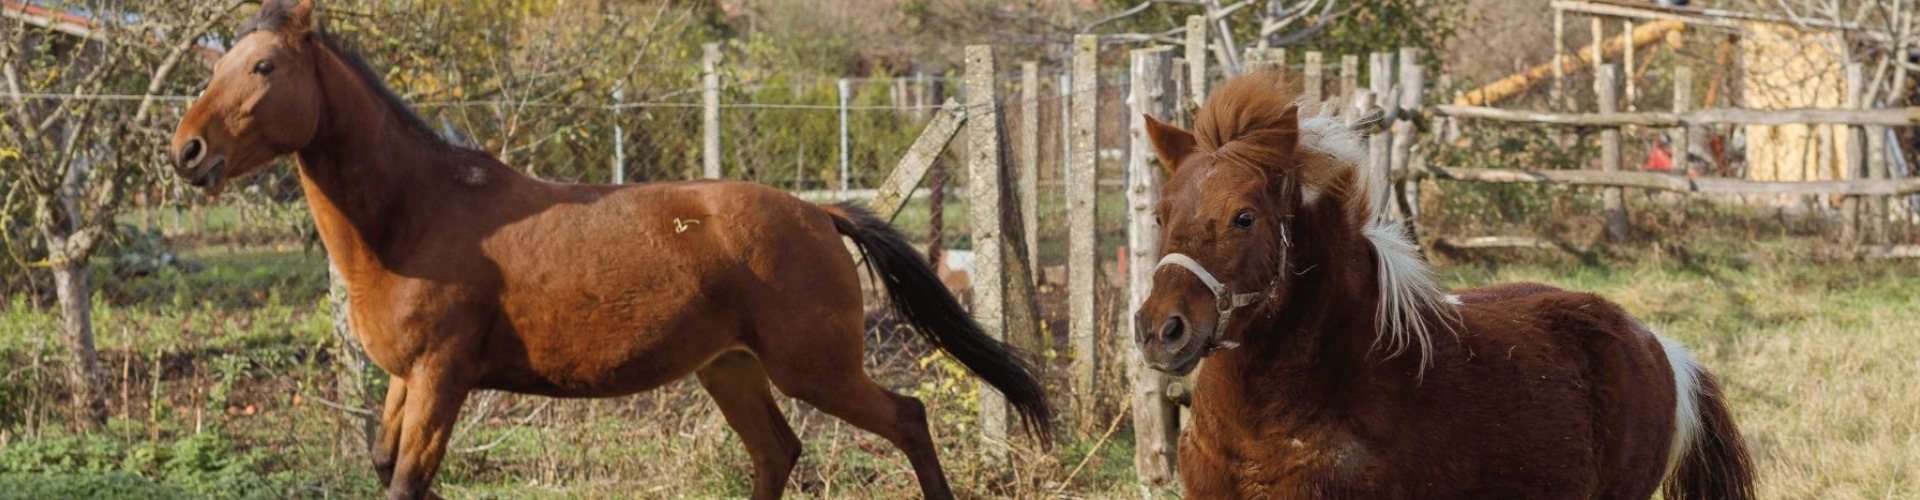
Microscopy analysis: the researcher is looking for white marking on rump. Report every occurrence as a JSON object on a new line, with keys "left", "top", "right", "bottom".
{"left": 1657, "top": 332, "right": 1704, "bottom": 478}
{"left": 1443, "top": 294, "right": 1462, "bottom": 305}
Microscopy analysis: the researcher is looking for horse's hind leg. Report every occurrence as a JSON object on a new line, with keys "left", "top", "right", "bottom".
{"left": 697, "top": 351, "right": 803, "bottom": 499}
{"left": 373, "top": 375, "right": 407, "bottom": 488}
{"left": 762, "top": 349, "right": 953, "bottom": 499}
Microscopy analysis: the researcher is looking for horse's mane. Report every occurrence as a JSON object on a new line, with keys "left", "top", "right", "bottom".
{"left": 1196, "top": 71, "right": 1458, "bottom": 375}
{"left": 311, "top": 34, "right": 473, "bottom": 154}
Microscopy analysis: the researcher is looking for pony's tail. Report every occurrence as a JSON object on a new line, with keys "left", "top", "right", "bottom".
{"left": 822, "top": 202, "right": 1054, "bottom": 442}
{"left": 1661, "top": 369, "right": 1755, "bottom": 500}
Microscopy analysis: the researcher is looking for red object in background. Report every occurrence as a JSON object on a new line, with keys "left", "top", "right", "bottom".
{"left": 1643, "top": 137, "right": 1702, "bottom": 178}
{"left": 1645, "top": 140, "right": 1674, "bottom": 171}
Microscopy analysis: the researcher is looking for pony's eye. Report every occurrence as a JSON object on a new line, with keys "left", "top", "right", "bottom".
{"left": 252, "top": 60, "right": 275, "bottom": 75}
{"left": 1232, "top": 211, "right": 1255, "bottom": 229}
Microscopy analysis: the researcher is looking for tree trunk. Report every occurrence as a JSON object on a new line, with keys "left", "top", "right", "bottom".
{"left": 50, "top": 254, "right": 104, "bottom": 426}
{"left": 328, "top": 263, "right": 380, "bottom": 455}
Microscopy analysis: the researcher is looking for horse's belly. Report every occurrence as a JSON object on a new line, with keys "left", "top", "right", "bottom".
{"left": 484, "top": 292, "right": 739, "bottom": 398}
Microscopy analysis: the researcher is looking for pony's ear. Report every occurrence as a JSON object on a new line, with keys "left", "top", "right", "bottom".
{"left": 1144, "top": 114, "right": 1197, "bottom": 174}
{"left": 283, "top": 0, "right": 315, "bottom": 34}
{"left": 1271, "top": 104, "right": 1301, "bottom": 156}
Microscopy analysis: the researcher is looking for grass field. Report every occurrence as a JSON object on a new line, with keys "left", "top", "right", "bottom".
{"left": 2, "top": 201, "right": 1916, "bottom": 498}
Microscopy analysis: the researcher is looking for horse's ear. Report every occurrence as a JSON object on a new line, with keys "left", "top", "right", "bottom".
{"left": 1144, "top": 114, "right": 1197, "bottom": 174}
{"left": 1275, "top": 104, "right": 1301, "bottom": 153}
{"left": 284, "top": 0, "right": 315, "bottom": 34}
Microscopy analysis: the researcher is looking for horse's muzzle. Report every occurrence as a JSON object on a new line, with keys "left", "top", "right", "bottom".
{"left": 1135, "top": 310, "right": 1213, "bottom": 376}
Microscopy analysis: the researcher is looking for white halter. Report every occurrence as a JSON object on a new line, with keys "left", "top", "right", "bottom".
{"left": 1151, "top": 223, "right": 1291, "bottom": 353}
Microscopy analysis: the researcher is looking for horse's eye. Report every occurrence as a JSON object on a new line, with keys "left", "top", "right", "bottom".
{"left": 252, "top": 60, "right": 275, "bottom": 75}
{"left": 1232, "top": 211, "right": 1255, "bottom": 229}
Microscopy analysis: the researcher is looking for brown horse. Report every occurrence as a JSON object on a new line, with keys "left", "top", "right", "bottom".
{"left": 1131, "top": 72, "right": 1753, "bottom": 499}
{"left": 167, "top": 1, "right": 1048, "bottom": 498}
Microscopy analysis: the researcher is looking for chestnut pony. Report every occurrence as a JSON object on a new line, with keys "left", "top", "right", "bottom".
{"left": 1132, "top": 72, "right": 1752, "bottom": 499}
{"left": 168, "top": 1, "right": 1048, "bottom": 498}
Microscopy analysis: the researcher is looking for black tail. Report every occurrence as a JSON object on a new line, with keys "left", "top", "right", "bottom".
{"left": 1662, "top": 370, "right": 1755, "bottom": 500}
{"left": 824, "top": 202, "right": 1053, "bottom": 442}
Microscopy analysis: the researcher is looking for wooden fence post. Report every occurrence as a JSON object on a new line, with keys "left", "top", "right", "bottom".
{"left": 1304, "top": 51, "right": 1324, "bottom": 107}
{"left": 1021, "top": 61, "right": 1042, "bottom": 283}
{"left": 1597, "top": 64, "right": 1629, "bottom": 243}
{"left": 966, "top": 45, "right": 1043, "bottom": 460}
{"left": 1126, "top": 45, "right": 1180, "bottom": 486}
{"left": 328, "top": 263, "right": 378, "bottom": 456}
{"left": 1843, "top": 63, "right": 1865, "bottom": 244}
{"left": 1672, "top": 67, "right": 1692, "bottom": 177}
{"left": 1186, "top": 16, "right": 1208, "bottom": 109}
{"left": 1867, "top": 120, "right": 1890, "bottom": 242}
{"left": 1369, "top": 52, "right": 1394, "bottom": 209}
{"left": 702, "top": 42, "right": 722, "bottom": 179}
{"left": 1068, "top": 35, "right": 1102, "bottom": 432}
{"left": 1552, "top": 8, "right": 1566, "bottom": 111}
{"left": 1392, "top": 48, "right": 1424, "bottom": 221}
{"left": 1340, "top": 54, "right": 1359, "bottom": 105}
{"left": 1623, "top": 20, "right": 1636, "bottom": 111}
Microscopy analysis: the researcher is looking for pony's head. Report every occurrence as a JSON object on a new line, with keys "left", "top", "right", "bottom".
{"left": 1132, "top": 70, "right": 1453, "bottom": 376}
{"left": 170, "top": 0, "right": 322, "bottom": 194}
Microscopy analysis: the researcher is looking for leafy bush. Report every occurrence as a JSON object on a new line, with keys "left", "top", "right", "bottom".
{"left": 0, "top": 433, "right": 300, "bottom": 499}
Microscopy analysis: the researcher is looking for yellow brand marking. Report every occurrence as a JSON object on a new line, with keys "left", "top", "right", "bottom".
{"left": 674, "top": 218, "right": 702, "bottom": 233}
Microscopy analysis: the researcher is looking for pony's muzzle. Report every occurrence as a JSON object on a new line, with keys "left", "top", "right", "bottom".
{"left": 1134, "top": 306, "right": 1211, "bottom": 375}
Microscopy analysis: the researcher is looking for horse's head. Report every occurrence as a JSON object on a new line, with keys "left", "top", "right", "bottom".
{"left": 1132, "top": 73, "right": 1312, "bottom": 375}
{"left": 171, "top": 0, "right": 322, "bottom": 194}
{"left": 1135, "top": 72, "right": 1457, "bottom": 378}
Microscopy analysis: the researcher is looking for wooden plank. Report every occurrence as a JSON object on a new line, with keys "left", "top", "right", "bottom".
{"left": 1304, "top": 51, "right": 1324, "bottom": 105}
{"left": 1450, "top": 20, "right": 1686, "bottom": 107}
{"left": 1021, "top": 61, "right": 1042, "bottom": 284}
{"left": 1340, "top": 54, "right": 1359, "bottom": 104}
{"left": 1867, "top": 122, "right": 1891, "bottom": 241}
{"left": 1552, "top": 8, "right": 1565, "bottom": 110}
{"left": 1672, "top": 67, "right": 1692, "bottom": 176}
{"left": 965, "top": 45, "right": 1010, "bottom": 461}
{"left": 702, "top": 43, "right": 722, "bottom": 179}
{"left": 1431, "top": 104, "right": 1920, "bottom": 127}
{"left": 1126, "top": 45, "right": 1179, "bottom": 487}
{"left": 1551, "top": 0, "right": 1888, "bottom": 39}
{"left": 1368, "top": 52, "right": 1394, "bottom": 213}
{"left": 1186, "top": 15, "right": 1208, "bottom": 108}
{"left": 1844, "top": 64, "right": 1864, "bottom": 244}
{"left": 1598, "top": 65, "right": 1628, "bottom": 243}
{"left": 1436, "top": 236, "right": 1566, "bottom": 250}
{"left": 1392, "top": 47, "right": 1424, "bottom": 220}
{"left": 1623, "top": 20, "right": 1636, "bottom": 111}
{"left": 869, "top": 100, "right": 966, "bottom": 221}
{"left": 1068, "top": 34, "right": 1102, "bottom": 432}
{"left": 1402, "top": 164, "right": 1920, "bottom": 196}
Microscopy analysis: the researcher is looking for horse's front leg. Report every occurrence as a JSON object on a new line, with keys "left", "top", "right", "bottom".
{"left": 385, "top": 361, "right": 473, "bottom": 500}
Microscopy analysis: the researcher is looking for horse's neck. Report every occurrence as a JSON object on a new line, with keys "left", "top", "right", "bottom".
{"left": 293, "top": 47, "right": 464, "bottom": 277}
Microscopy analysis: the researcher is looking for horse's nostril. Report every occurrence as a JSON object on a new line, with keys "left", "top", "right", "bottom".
{"left": 1160, "top": 315, "right": 1186, "bottom": 342}
{"left": 180, "top": 138, "right": 204, "bottom": 166}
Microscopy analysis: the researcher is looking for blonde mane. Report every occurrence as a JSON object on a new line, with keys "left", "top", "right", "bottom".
{"left": 1299, "top": 97, "right": 1458, "bottom": 373}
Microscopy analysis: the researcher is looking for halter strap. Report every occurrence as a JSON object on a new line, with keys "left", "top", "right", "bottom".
{"left": 1153, "top": 221, "right": 1289, "bottom": 353}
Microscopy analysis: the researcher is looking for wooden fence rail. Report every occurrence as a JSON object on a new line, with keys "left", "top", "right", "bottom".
{"left": 1435, "top": 104, "right": 1920, "bottom": 127}
{"left": 1404, "top": 163, "right": 1920, "bottom": 196}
